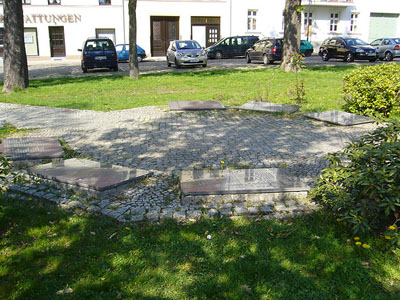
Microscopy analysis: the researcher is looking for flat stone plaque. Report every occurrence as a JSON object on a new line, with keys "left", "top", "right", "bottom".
{"left": 238, "top": 102, "right": 301, "bottom": 114}
{"left": 169, "top": 101, "right": 225, "bottom": 111}
{"left": 305, "top": 110, "right": 374, "bottom": 126}
{"left": 180, "top": 168, "right": 310, "bottom": 196}
{"left": 28, "top": 158, "right": 152, "bottom": 191}
{"left": 0, "top": 138, "right": 64, "bottom": 160}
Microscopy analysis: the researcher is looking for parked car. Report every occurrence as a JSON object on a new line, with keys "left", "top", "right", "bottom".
{"left": 370, "top": 38, "right": 400, "bottom": 61}
{"left": 318, "top": 37, "right": 377, "bottom": 62}
{"left": 166, "top": 40, "right": 207, "bottom": 68}
{"left": 115, "top": 44, "right": 147, "bottom": 62}
{"left": 300, "top": 40, "right": 313, "bottom": 56}
{"left": 245, "top": 38, "right": 283, "bottom": 65}
{"left": 78, "top": 38, "right": 118, "bottom": 73}
{"left": 245, "top": 38, "right": 312, "bottom": 64}
{"left": 206, "top": 35, "right": 259, "bottom": 59}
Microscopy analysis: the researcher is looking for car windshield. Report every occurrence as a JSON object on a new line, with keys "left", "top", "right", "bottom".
{"left": 176, "top": 41, "right": 201, "bottom": 50}
{"left": 344, "top": 39, "right": 368, "bottom": 46}
{"left": 85, "top": 40, "right": 114, "bottom": 51}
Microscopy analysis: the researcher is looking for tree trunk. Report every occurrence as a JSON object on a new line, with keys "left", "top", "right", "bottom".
{"left": 128, "top": 0, "right": 139, "bottom": 80}
{"left": 2, "top": 0, "right": 29, "bottom": 92}
{"left": 281, "top": 0, "right": 302, "bottom": 72}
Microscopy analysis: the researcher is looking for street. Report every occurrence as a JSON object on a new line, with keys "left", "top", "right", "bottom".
{"left": 0, "top": 55, "right": 397, "bottom": 80}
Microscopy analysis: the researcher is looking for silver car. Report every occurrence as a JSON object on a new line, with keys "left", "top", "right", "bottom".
{"left": 167, "top": 40, "right": 207, "bottom": 68}
{"left": 370, "top": 38, "right": 400, "bottom": 61}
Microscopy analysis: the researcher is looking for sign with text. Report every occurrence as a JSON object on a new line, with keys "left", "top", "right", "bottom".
{"left": 0, "top": 14, "right": 82, "bottom": 25}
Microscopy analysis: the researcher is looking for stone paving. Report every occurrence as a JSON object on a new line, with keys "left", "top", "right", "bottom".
{"left": 0, "top": 102, "right": 378, "bottom": 222}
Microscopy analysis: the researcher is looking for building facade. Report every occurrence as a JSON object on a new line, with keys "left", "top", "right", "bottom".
{"left": 0, "top": 0, "right": 399, "bottom": 60}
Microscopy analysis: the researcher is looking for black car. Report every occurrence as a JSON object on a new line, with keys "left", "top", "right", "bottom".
{"left": 206, "top": 35, "right": 259, "bottom": 59}
{"left": 318, "top": 37, "right": 377, "bottom": 62}
{"left": 245, "top": 38, "right": 283, "bottom": 65}
{"left": 78, "top": 38, "right": 118, "bottom": 73}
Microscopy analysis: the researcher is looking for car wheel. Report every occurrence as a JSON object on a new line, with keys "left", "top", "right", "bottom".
{"left": 202, "top": 63, "right": 207, "bottom": 67}
{"left": 215, "top": 51, "right": 223, "bottom": 59}
{"left": 175, "top": 58, "right": 180, "bottom": 68}
{"left": 379, "top": 57, "right": 385, "bottom": 61}
{"left": 167, "top": 57, "right": 172, "bottom": 67}
{"left": 305, "top": 50, "right": 313, "bottom": 57}
{"left": 369, "top": 58, "right": 377, "bottom": 62}
{"left": 82, "top": 66, "right": 88, "bottom": 73}
{"left": 344, "top": 52, "right": 354, "bottom": 63}
{"left": 138, "top": 56, "right": 142, "bottom": 63}
{"left": 385, "top": 51, "right": 393, "bottom": 61}
{"left": 263, "top": 54, "right": 270, "bottom": 65}
{"left": 112, "top": 66, "right": 118, "bottom": 72}
{"left": 322, "top": 51, "right": 329, "bottom": 61}
{"left": 246, "top": 54, "right": 251, "bottom": 63}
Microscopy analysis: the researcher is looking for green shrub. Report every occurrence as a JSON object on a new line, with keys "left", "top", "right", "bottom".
{"left": 343, "top": 63, "right": 400, "bottom": 118}
{"left": 310, "top": 120, "right": 400, "bottom": 244}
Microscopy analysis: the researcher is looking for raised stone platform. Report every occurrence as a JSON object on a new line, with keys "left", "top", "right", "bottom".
{"left": 27, "top": 158, "right": 152, "bottom": 192}
{"left": 0, "top": 137, "right": 64, "bottom": 160}
{"left": 238, "top": 102, "right": 301, "bottom": 114}
{"left": 305, "top": 110, "right": 374, "bottom": 126}
{"left": 180, "top": 168, "right": 310, "bottom": 196}
{"left": 169, "top": 101, "right": 225, "bottom": 111}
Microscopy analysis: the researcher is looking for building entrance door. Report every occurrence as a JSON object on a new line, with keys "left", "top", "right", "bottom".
{"left": 49, "top": 26, "right": 65, "bottom": 57}
{"left": 151, "top": 16, "right": 179, "bottom": 57}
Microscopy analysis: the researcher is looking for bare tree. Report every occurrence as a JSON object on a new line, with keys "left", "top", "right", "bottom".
{"left": 281, "top": 0, "right": 302, "bottom": 72}
{"left": 128, "top": 0, "right": 139, "bottom": 79}
{"left": 2, "top": 0, "right": 29, "bottom": 92}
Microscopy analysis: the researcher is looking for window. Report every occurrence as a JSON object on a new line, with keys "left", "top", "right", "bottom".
{"left": 247, "top": 10, "right": 257, "bottom": 31}
{"left": 99, "top": 0, "right": 111, "bottom": 5}
{"left": 330, "top": 13, "right": 339, "bottom": 32}
{"left": 350, "top": 13, "right": 358, "bottom": 32}
{"left": 304, "top": 12, "right": 313, "bottom": 29}
{"left": 22, "top": 0, "right": 31, "bottom": 4}
{"left": 48, "top": 0, "right": 61, "bottom": 4}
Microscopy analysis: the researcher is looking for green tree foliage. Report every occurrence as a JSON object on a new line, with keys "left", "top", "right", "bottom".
{"left": 311, "top": 120, "right": 400, "bottom": 244}
{"left": 343, "top": 64, "right": 400, "bottom": 118}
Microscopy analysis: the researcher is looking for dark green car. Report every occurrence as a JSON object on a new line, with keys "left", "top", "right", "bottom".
{"left": 206, "top": 35, "right": 259, "bottom": 59}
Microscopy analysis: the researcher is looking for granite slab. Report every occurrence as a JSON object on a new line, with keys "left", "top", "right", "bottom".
{"left": 305, "top": 110, "right": 374, "bottom": 126}
{"left": 169, "top": 101, "right": 225, "bottom": 111}
{"left": 28, "top": 158, "right": 152, "bottom": 191}
{"left": 180, "top": 168, "right": 310, "bottom": 196}
{"left": 238, "top": 102, "right": 301, "bottom": 114}
{"left": 0, "top": 137, "right": 64, "bottom": 160}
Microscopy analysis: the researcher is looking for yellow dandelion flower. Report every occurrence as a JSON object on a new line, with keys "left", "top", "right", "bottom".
{"left": 125, "top": 227, "right": 131, "bottom": 231}
{"left": 336, "top": 218, "right": 341, "bottom": 222}
{"left": 385, "top": 235, "right": 392, "bottom": 240}
{"left": 28, "top": 197, "right": 32, "bottom": 201}
{"left": 354, "top": 237, "right": 360, "bottom": 241}
{"left": 355, "top": 241, "right": 362, "bottom": 246}
{"left": 221, "top": 161, "right": 225, "bottom": 164}
{"left": 389, "top": 225, "right": 396, "bottom": 230}
{"left": 362, "top": 244, "right": 371, "bottom": 249}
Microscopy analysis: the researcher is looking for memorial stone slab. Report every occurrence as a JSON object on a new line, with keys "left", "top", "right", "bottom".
{"left": 180, "top": 168, "right": 310, "bottom": 196}
{"left": 28, "top": 158, "right": 152, "bottom": 191}
{"left": 169, "top": 101, "right": 225, "bottom": 111}
{"left": 238, "top": 101, "right": 301, "bottom": 114}
{"left": 305, "top": 110, "right": 374, "bottom": 126}
{"left": 0, "top": 138, "right": 64, "bottom": 160}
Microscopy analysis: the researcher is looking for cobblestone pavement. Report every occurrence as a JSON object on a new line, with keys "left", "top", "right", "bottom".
{"left": 0, "top": 103, "right": 378, "bottom": 222}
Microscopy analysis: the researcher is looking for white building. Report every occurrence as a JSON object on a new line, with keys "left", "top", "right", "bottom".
{"left": 0, "top": 0, "right": 399, "bottom": 60}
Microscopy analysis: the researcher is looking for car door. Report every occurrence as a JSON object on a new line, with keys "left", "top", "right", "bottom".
{"left": 167, "top": 42, "right": 176, "bottom": 63}
{"left": 247, "top": 40, "right": 259, "bottom": 60}
{"left": 254, "top": 40, "right": 266, "bottom": 61}
{"left": 381, "top": 39, "right": 393, "bottom": 57}
{"left": 370, "top": 39, "right": 383, "bottom": 58}
{"left": 326, "top": 38, "right": 337, "bottom": 57}
{"left": 335, "top": 39, "right": 347, "bottom": 58}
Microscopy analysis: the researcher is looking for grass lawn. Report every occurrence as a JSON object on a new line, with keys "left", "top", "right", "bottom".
{"left": 1, "top": 196, "right": 400, "bottom": 300}
{"left": 0, "top": 66, "right": 354, "bottom": 112}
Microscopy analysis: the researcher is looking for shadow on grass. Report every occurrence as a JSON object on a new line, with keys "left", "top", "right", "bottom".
{"left": 0, "top": 197, "right": 398, "bottom": 300}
